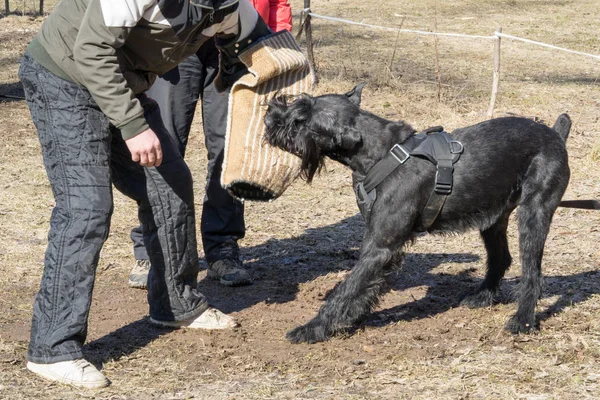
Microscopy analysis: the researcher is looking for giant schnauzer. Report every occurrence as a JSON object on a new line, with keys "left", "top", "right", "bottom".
{"left": 263, "top": 84, "right": 571, "bottom": 344}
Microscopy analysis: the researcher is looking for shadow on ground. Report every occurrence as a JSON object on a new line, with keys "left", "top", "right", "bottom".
{"left": 0, "top": 81, "right": 25, "bottom": 102}
{"left": 85, "top": 213, "right": 600, "bottom": 362}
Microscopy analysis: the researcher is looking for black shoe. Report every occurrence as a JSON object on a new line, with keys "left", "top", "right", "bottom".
{"left": 128, "top": 259, "right": 150, "bottom": 289}
{"left": 207, "top": 259, "right": 252, "bottom": 287}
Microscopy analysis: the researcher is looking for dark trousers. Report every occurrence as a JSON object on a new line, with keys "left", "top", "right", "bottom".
{"left": 131, "top": 39, "right": 245, "bottom": 264}
{"left": 20, "top": 53, "right": 208, "bottom": 363}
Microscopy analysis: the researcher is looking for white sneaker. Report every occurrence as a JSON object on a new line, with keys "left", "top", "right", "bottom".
{"left": 27, "top": 359, "right": 110, "bottom": 389}
{"left": 150, "top": 307, "right": 238, "bottom": 330}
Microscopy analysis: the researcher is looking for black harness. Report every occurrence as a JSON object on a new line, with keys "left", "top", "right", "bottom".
{"left": 356, "top": 126, "right": 464, "bottom": 231}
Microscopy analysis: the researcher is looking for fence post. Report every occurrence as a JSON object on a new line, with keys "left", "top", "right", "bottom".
{"left": 4, "top": 0, "right": 9, "bottom": 14}
{"left": 303, "top": 0, "right": 319, "bottom": 85}
{"left": 487, "top": 27, "right": 502, "bottom": 119}
{"left": 39, "top": 0, "right": 44, "bottom": 15}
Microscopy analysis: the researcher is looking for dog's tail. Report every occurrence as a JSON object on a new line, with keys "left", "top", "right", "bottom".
{"left": 552, "top": 113, "right": 571, "bottom": 141}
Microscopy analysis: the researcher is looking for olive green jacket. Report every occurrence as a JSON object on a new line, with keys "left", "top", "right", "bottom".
{"left": 29, "top": 0, "right": 255, "bottom": 139}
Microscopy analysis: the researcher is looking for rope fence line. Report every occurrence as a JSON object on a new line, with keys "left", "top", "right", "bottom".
{"left": 297, "top": 7, "right": 600, "bottom": 118}
{"left": 306, "top": 11, "right": 497, "bottom": 41}
{"left": 495, "top": 32, "right": 600, "bottom": 61}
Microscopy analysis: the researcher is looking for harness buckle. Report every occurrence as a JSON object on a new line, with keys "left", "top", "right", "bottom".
{"left": 390, "top": 144, "right": 410, "bottom": 164}
{"left": 435, "top": 165, "right": 454, "bottom": 195}
{"left": 449, "top": 140, "right": 464, "bottom": 154}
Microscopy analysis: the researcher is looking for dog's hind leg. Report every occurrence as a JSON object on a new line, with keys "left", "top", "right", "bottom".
{"left": 461, "top": 209, "right": 514, "bottom": 308}
{"left": 505, "top": 158, "right": 568, "bottom": 334}
{"left": 286, "top": 234, "right": 402, "bottom": 344}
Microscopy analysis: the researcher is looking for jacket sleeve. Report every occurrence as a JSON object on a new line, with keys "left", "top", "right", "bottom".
{"left": 268, "top": 0, "right": 292, "bottom": 32}
{"left": 217, "top": 0, "right": 259, "bottom": 39}
{"left": 73, "top": 0, "right": 155, "bottom": 140}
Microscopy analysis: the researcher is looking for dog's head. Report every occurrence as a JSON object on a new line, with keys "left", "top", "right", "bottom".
{"left": 264, "top": 83, "right": 366, "bottom": 182}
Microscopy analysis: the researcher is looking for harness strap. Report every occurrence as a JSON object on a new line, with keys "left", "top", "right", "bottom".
{"left": 356, "top": 126, "right": 463, "bottom": 231}
{"left": 361, "top": 140, "right": 412, "bottom": 196}
{"left": 361, "top": 126, "right": 443, "bottom": 196}
{"left": 417, "top": 191, "right": 448, "bottom": 231}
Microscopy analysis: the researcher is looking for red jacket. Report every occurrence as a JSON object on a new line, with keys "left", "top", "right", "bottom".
{"left": 251, "top": 0, "right": 292, "bottom": 33}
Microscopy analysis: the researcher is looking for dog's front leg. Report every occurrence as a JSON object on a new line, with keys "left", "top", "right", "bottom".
{"left": 286, "top": 237, "right": 399, "bottom": 344}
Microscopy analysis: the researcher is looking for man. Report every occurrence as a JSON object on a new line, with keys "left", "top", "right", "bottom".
{"left": 128, "top": 0, "right": 292, "bottom": 289}
{"left": 20, "top": 0, "right": 273, "bottom": 388}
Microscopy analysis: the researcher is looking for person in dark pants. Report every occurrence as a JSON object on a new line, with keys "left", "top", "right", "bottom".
{"left": 128, "top": 39, "right": 249, "bottom": 288}
{"left": 21, "top": 0, "right": 272, "bottom": 388}
{"left": 128, "top": 0, "right": 293, "bottom": 289}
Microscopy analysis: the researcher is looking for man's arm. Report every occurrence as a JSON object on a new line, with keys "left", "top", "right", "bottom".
{"left": 72, "top": 0, "right": 163, "bottom": 166}
{"left": 73, "top": 0, "right": 154, "bottom": 140}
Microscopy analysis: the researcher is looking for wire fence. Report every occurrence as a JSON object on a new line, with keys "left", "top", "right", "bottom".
{"left": 297, "top": 5, "right": 600, "bottom": 118}
{"left": 2, "top": 3, "right": 599, "bottom": 111}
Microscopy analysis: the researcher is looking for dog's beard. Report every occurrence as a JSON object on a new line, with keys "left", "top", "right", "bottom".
{"left": 265, "top": 124, "right": 324, "bottom": 183}
{"left": 264, "top": 95, "right": 325, "bottom": 182}
{"left": 297, "top": 133, "right": 324, "bottom": 183}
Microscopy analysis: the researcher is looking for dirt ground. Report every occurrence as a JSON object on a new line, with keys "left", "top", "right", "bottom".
{"left": 1, "top": 1, "right": 599, "bottom": 399}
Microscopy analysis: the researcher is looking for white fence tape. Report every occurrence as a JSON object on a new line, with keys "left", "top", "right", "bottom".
{"left": 300, "top": 10, "right": 600, "bottom": 118}
{"left": 495, "top": 32, "right": 600, "bottom": 61}
{"left": 305, "top": 11, "right": 600, "bottom": 61}
{"left": 307, "top": 12, "right": 496, "bottom": 40}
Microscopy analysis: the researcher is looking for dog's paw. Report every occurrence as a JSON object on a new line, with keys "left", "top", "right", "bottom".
{"left": 504, "top": 315, "right": 537, "bottom": 334}
{"left": 460, "top": 289, "right": 496, "bottom": 308}
{"left": 286, "top": 321, "right": 330, "bottom": 344}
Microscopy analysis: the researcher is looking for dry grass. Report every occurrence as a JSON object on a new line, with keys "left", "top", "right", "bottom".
{"left": 1, "top": 0, "right": 599, "bottom": 399}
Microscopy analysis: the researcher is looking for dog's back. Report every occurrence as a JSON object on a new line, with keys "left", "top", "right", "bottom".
{"left": 429, "top": 116, "right": 570, "bottom": 232}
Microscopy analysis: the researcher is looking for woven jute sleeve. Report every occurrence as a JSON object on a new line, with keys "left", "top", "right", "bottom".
{"left": 220, "top": 30, "right": 313, "bottom": 201}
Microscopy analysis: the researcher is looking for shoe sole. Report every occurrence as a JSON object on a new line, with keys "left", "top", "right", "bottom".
{"left": 128, "top": 275, "right": 148, "bottom": 289}
{"left": 206, "top": 270, "right": 252, "bottom": 287}
{"left": 149, "top": 317, "right": 237, "bottom": 330}
{"left": 27, "top": 362, "right": 110, "bottom": 389}
{"left": 128, "top": 280, "right": 147, "bottom": 289}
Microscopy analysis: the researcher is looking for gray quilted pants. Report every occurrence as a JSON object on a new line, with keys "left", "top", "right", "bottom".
{"left": 19, "top": 53, "right": 208, "bottom": 363}
{"left": 131, "top": 39, "right": 245, "bottom": 264}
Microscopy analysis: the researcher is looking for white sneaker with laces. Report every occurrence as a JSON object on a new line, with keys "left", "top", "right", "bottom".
{"left": 27, "top": 359, "right": 110, "bottom": 388}
{"left": 150, "top": 307, "right": 238, "bottom": 330}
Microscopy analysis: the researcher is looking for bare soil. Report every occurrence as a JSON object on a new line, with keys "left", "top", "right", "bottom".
{"left": 1, "top": 1, "right": 599, "bottom": 399}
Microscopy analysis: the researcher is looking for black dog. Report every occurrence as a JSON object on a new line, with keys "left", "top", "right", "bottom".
{"left": 263, "top": 84, "right": 571, "bottom": 344}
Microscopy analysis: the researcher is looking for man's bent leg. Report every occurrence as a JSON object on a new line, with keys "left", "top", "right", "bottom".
{"left": 126, "top": 54, "right": 205, "bottom": 289}
{"left": 111, "top": 99, "right": 208, "bottom": 322}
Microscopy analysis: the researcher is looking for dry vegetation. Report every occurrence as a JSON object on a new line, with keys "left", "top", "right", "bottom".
{"left": 1, "top": 0, "right": 599, "bottom": 399}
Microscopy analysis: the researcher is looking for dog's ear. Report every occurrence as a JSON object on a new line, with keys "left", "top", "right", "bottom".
{"left": 286, "top": 94, "right": 313, "bottom": 126}
{"left": 265, "top": 94, "right": 313, "bottom": 130}
{"left": 344, "top": 83, "right": 367, "bottom": 106}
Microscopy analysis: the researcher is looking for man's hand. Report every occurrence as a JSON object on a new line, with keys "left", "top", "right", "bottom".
{"left": 125, "top": 128, "right": 163, "bottom": 167}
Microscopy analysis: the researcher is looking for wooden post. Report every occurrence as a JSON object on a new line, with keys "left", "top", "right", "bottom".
{"left": 487, "top": 27, "right": 502, "bottom": 119}
{"left": 39, "top": 0, "right": 44, "bottom": 15}
{"left": 303, "top": 0, "right": 319, "bottom": 85}
{"left": 5, "top": 0, "right": 9, "bottom": 14}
